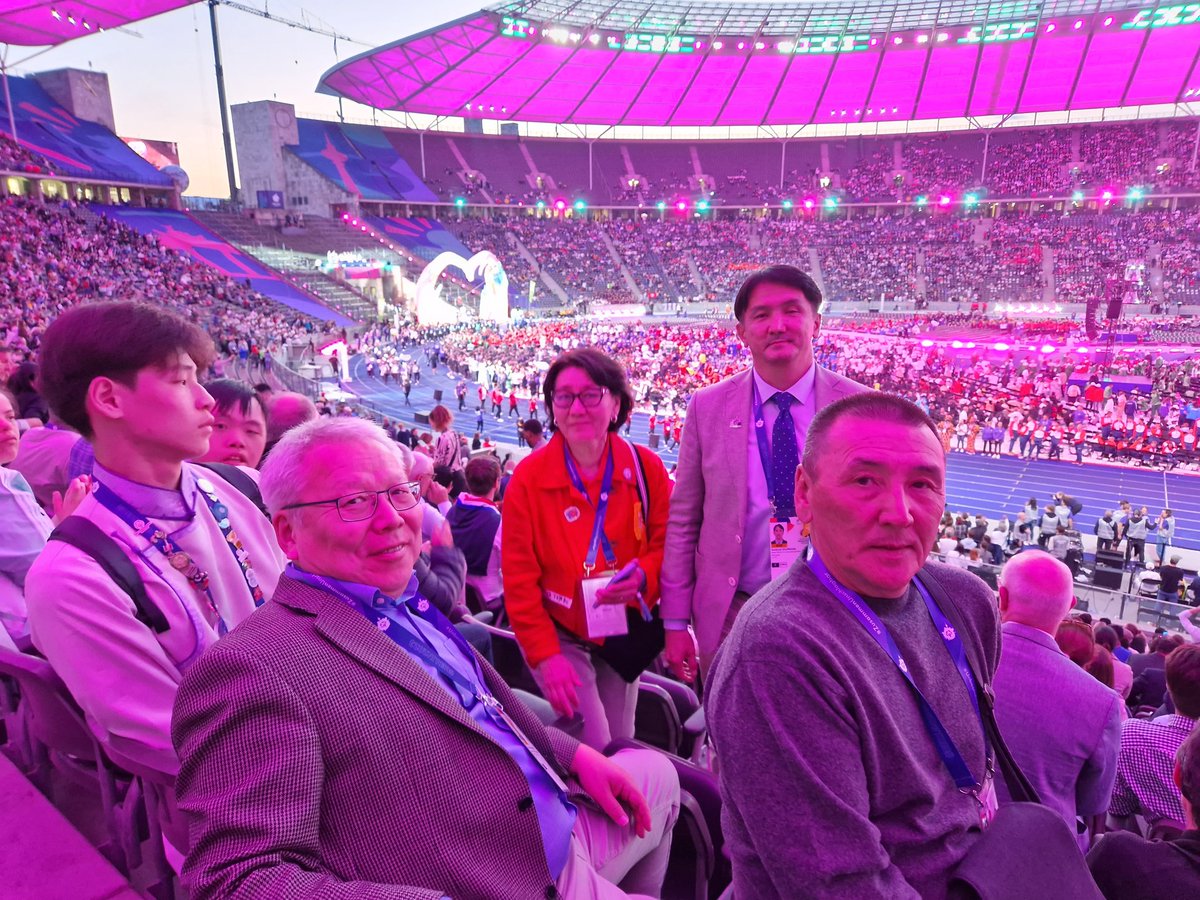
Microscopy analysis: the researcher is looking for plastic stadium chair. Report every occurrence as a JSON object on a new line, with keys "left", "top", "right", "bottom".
{"left": 511, "top": 688, "right": 584, "bottom": 739}
{"left": 635, "top": 681, "right": 684, "bottom": 756}
{"left": 641, "top": 671, "right": 702, "bottom": 758}
{"left": 0, "top": 646, "right": 141, "bottom": 877}
{"left": 1147, "top": 818, "right": 1186, "bottom": 841}
{"left": 475, "top": 621, "right": 541, "bottom": 695}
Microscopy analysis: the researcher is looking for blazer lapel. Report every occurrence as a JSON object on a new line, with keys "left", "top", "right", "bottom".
{"left": 723, "top": 370, "right": 753, "bottom": 522}
{"left": 278, "top": 579, "right": 485, "bottom": 733}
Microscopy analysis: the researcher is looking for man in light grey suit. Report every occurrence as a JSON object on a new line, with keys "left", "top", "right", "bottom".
{"left": 993, "top": 550, "right": 1123, "bottom": 849}
{"left": 660, "top": 265, "right": 868, "bottom": 679}
{"left": 172, "top": 417, "right": 679, "bottom": 900}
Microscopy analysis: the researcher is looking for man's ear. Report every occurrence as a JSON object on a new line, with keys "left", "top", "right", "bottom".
{"left": 86, "top": 376, "right": 126, "bottom": 428}
{"left": 794, "top": 464, "right": 813, "bottom": 525}
{"left": 273, "top": 511, "right": 300, "bottom": 561}
{"left": 997, "top": 584, "right": 1010, "bottom": 614}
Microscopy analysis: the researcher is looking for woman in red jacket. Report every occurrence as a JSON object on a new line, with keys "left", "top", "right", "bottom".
{"left": 502, "top": 348, "right": 671, "bottom": 749}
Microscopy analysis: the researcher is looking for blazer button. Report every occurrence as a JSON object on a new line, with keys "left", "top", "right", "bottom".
{"left": 518, "top": 795, "right": 534, "bottom": 812}
{"left": 727, "top": 577, "right": 736, "bottom": 587}
{"left": 545, "top": 886, "right": 559, "bottom": 899}
{"left": 734, "top": 534, "right": 742, "bottom": 543}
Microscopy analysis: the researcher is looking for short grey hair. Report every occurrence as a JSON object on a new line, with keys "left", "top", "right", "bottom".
{"left": 259, "top": 417, "right": 405, "bottom": 515}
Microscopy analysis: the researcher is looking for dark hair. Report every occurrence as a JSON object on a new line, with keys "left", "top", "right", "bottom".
{"left": 1166, "top": 643, "right": 1200, "bottom": 719}
{"left": 1085, "top": 646, "right": 1115, "bottom": 689}
{"left": 1178, "top": 728, "right": 1200, "bottom": 810}
{"left": 464, "top": 455, "right": 501, "bottom": 496}
{"left": 1131, "top": 634, "right": 1147, "bottom": 653}
{"left": 803, "top": 393, "right": 940, "bottom": 477}
{"left": 203, "top": 379, "right": 266, "bottom": 420}
{"left": 36, "top": 301, "right": 214, "bottom": 438}
{"left": 1077, "top": 612, "right": 1093, "bottom": 625}
{"left": 1055, "top": 619, "right": 1096, "bottom": 667}
{"left": 1093, "top": 624, "right": 1119, "bottom": 653}
{"left": 733, "top": 264, "right": 822, "bottom": 322}
{"left": 429, "top": 405, "right": 453, "bottom": 431}
{"left": 543, "top": 348, "right": 634, "bottom": 433}
{"left": 521, "top": 418, "right": 543, "bottom": 436}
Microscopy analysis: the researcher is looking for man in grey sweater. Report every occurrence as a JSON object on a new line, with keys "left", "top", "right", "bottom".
{"left": 707, "top": 393, "right": 1001, "bottom": 899}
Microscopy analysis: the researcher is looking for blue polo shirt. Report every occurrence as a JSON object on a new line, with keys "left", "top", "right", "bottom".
{"left": 285, "top": 564, "right": 577, "bottom": 876}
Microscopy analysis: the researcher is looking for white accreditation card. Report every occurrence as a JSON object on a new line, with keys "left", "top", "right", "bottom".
{"left": 976, "top": 772, "right": 999, "bottom": 830}
{"left": 581, "top": 576, "right": 629, "bottom": 639}
{"left": 768, "top": 516, "right": 806, "bottom": 577}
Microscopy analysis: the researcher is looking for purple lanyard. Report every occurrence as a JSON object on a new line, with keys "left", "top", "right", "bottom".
{"left": 562, "top": 440, "right": 617, "bottom": 575}
{"left": 807, "top": 548, "right": 986, "bottom": 791}
{"left": 751, "top": 380, "right": 799, "bottom": 513}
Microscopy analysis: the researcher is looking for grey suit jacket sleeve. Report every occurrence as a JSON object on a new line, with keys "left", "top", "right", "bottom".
{"left": 1076, "top": 691, "right": 1123, "bottom": 818}
{"left": 415, "top": 547, "right": 467, "bottom": 619}
{"left": 659, "top": 393, "right": 706, "bottom": 622}
{"left": 173, "top": 644, "right": 443, "bottom": 900}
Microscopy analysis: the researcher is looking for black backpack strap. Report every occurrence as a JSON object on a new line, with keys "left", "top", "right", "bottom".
{"left": 621, "top": 437, "right": 651, "bottom": 532}
{"left": 195, "top": 461, "right": 269, "bottom": 517}
{"left": 49, "top": 517, "right": 170, "bottom": 634}
{"left": 914, "top": 565, "right": 1042, "bottom": 806}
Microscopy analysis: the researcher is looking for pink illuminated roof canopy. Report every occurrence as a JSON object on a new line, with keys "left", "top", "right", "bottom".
{"left": 0, "top": 1, "right": 201, "bottom": 46}
{"left": 317, "top": 1, "right": 1200, "bottom": 127}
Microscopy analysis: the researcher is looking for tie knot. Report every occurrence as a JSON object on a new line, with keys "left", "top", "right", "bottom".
{"left": 773, "top": 392, "right": 794, "bottom": 412}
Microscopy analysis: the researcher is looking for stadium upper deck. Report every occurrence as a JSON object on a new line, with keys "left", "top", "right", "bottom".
{"left": 318, "top": 1, "right": 1200, "bottom": 128}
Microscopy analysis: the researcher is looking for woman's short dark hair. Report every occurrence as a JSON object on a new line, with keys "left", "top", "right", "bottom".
{"left": 543, "top": 348, "right": 634, "bottom": 433}
{"left": 1092, "top": 624, "right": 1119, "bottom": 653}
{"left": 203, "top": 379, "right": 265, "bottom": 420}
{"left": 37, "top": 301, "right": 214, "bottom": 438}
{"left": 732, "top": 265, "right": 822, "bottom": 322}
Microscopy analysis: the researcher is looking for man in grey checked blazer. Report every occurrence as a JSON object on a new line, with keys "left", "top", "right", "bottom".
{"left": 172, "top": 417, "right": 679, "bottom": 899}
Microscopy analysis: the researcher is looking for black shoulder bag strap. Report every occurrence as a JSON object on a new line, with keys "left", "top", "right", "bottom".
{"left": 49, "top": 517, "right": 171, "bottom": 634}
{"left": 195, "top": 461, "right": 269, "bottom": 518}
{"left": 914, "top": 566, "right": 1041, "bottom": 805}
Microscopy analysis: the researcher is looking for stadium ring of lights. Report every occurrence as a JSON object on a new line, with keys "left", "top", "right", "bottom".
{"left": 318, "top": 1, "right": 1200, "bottom": 128}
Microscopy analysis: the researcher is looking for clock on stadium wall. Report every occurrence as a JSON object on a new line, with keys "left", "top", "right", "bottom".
{"left": 274, "top": 107, "right": 294, "bottom": 130}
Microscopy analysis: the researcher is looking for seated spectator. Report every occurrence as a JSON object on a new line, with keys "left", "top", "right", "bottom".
{"left": 994, "top": 551, "right": 1122, "bottom": 849}
{"left": 1110, "top": 644, "right": 1200, "bottom": 826}
{"left": 1056, "top": 618, "right": 1099, "bottom": 667}
{"left": 23, "top": 302, "right": 287, "bottom": 850}
{"left": 262, "top": 391, "right": 317, "bottom": 461}
{"left": 1094, "top": 624, "right": 1135, "bottom": 699}
{"left": 9, "top": 413, "right": 83, "bottom": 511}
{"left": 194, "top": 379, "right": 269, "bottom": 470}
{"left": 446, "top": 455, "right": 504, "bottom": 610}
{"left": 172, "top": 416, "right": 680, "bottom": 898}
{"left": 1088, "top": 722, "right": 1200, "bottom": 897}
{"left": 1129, "top": 635, "right": 1186, "bottom": 710}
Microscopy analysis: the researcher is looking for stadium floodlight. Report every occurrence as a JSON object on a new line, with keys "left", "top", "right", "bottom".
{"left": 915, "top": 195, "right": 928, "bottom": 207}
{"left": 696, "top": 199, "right": 709, "bottom": 211}
{"left": 536, "top": 200, "right": 546, "bottom": 209}
{"left": 656, "top": 201, "right": 667, "bottom": 211}
{"left": 573, "top": 199, "right": 587, "bottom": 211}
{"left": 964, "top": 193, "right": 979, "bottom": 206}
{"left": 938, "top": 195, "right": 952, "bottom": 206}
{"left": 1071, "top": 190, "right": 1084, "bottom": 202}
{"left": 823, "top": 196, "right": 839, "bottom": 210}
{"left": 454, "top": 197, "right": 466, "bottom": 208}
{"left": 676, "top": 200, "right": 688, "bottom": 211}
{"left": 782, "top": 199, "right": 793, "bottom": 210}
{"left": 1101, "top": 190, "right": 1113, "bottom": 202}
{"left": 951, "top": 340, "right": 963, "bottom": 349}
{"left": 1128, "top": 187, "right": 1145, "bottom": 201}
{"left": 1040, "top": 344, "right": 1055, "bottom": 354}
{"left": 554, "top": 199, "right": 567, "bottom": 211}
{"left": 920, "top": 339, "right": 934, "bottom": 348}
{"left": 994, "top": 342, "right": 1009, "bottom": 351}
{"left": 803, "top": 198, "right": 815, "bottom": 210}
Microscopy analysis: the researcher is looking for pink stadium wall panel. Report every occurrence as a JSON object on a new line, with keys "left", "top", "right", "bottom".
{"left": 623, "top": 56, "right": 698, "bottom": 126}
{"left": 1019, "top": 31, "right": 1090, "bottom": 112}
{"left": 1070, "top": 29, "right": 1142, "bottom": 109}
{"left": 765, "top": 56, "right": 837, "bottom": 124}
{"left": 563, "top": 52, "right": 660, "bottom": 121}
{"left": 715, "top": 54, "right": 789, "bottom": 126}
{"left": 967, "top": 40, "right": 1034, "bottom": 116}
{"left": 672, "top": 56, "right": 749, "bottom": 126}
{"left": 1125, "top": 26, "right": 1200, "bottom": 106}
{"left": 820, "top": 52, "right": 887, "bottom": 120}
{"left": 915, "top": 45, "right": 977, "bottom": 119}
{"left": 867, "top": 44, "right": 929, "bottom": 121}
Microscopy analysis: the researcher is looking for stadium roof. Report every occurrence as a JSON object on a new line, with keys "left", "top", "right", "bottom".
{"left": 0, "top": 1, "right": 200, "bottom": 46}
{"left": 318, "top": 1, "right": 1200, "bottom": 127}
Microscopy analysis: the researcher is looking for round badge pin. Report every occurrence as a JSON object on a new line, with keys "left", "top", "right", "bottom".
{"left": 564, "top": 506, "right": 581, "bottom": 523}
{"left": 170, "top": 553, "right": 190, "bottom": 571}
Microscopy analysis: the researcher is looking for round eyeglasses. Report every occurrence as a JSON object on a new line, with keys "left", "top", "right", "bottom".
{"left": 281, "top": 482, "right": 422, "bottom": 522}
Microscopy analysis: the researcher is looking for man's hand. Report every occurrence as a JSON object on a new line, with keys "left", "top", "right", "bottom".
{"left": 425, "top": 479, "right": 450, "bottom": 507}
{"left": 570, "top": 744, "right": 651, "bottom": 837}
{"left": 665, "top": 628, "right": 699, "bottom": 683}
{"left": 537, "top": 654, "right": 581, "bottom": 719}
{"left": 51, "top": 475, "right": 92, "bottom": 525}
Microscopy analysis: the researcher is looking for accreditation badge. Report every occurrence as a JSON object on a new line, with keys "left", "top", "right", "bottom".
{"left": 768, "top": 516, "right": 806, "bottom": 578}
{"left": 976, "top": 771, "right": 999, "bottom": 830}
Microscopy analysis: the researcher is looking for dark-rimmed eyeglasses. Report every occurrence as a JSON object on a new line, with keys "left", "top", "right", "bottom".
{"left": 282, "top": 482, "right": 422, "bottom": 522}
{"left": 550, "top": 387, "right": 609, "bottom": 409}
